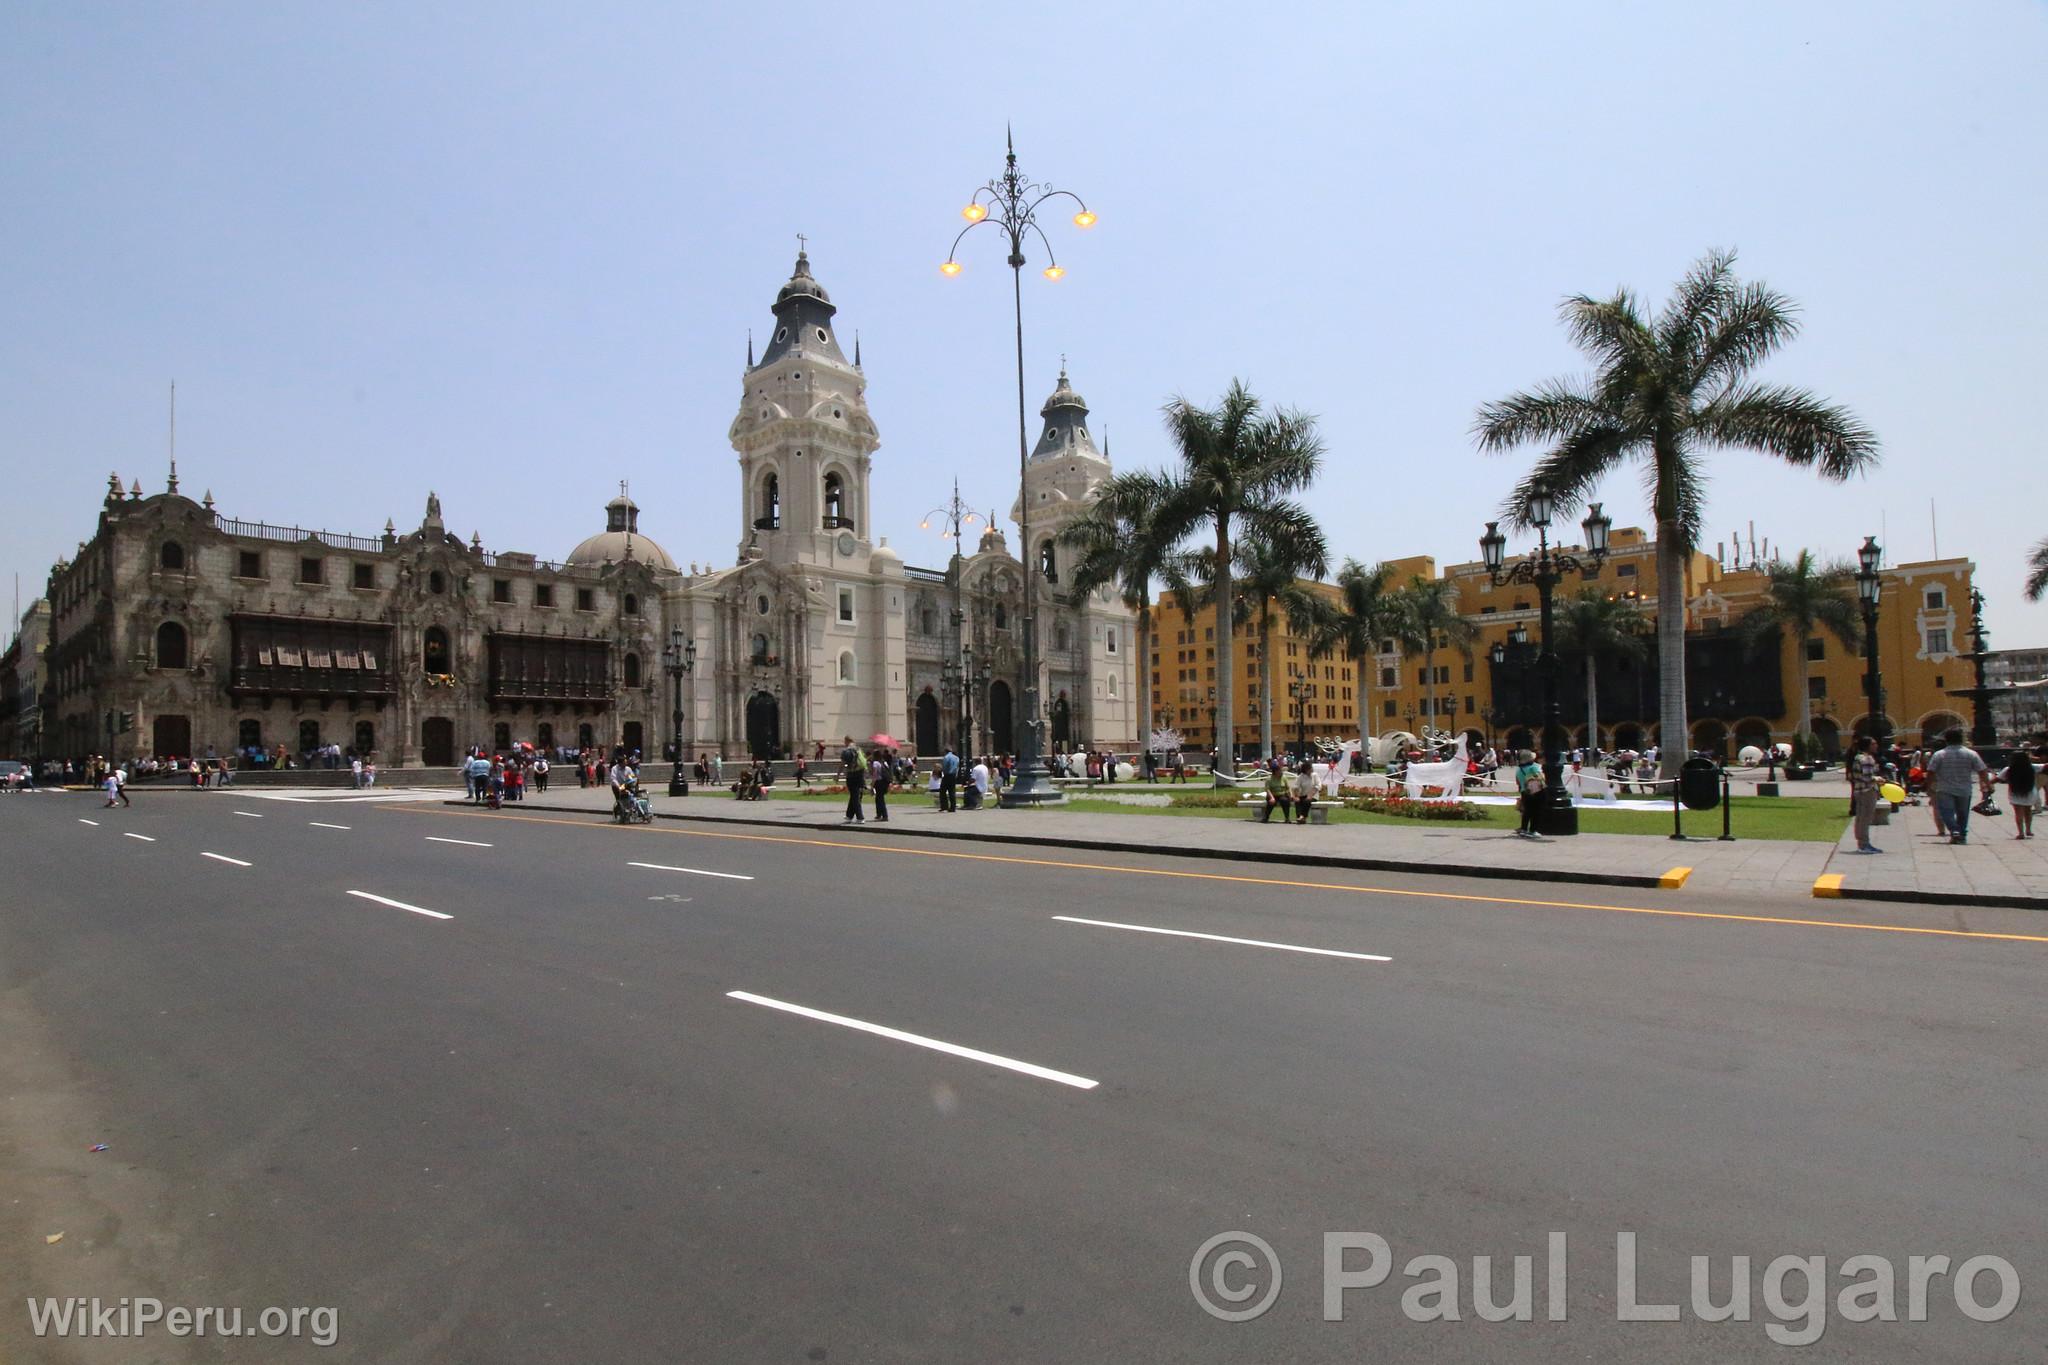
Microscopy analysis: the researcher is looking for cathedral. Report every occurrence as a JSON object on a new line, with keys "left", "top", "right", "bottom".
{"left": 25, "top": 251, "right": 1138, "bottom": 767}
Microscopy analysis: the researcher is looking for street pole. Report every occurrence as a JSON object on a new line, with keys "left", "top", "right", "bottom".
{"left": 943, "top": 130, "right": 1093, "bottom": 807}
{"left": 1481, "top": 499, "right": 1612, "bottom": 836}
{"left": 1855, "top": 535, "right": 1888, "bottom": 750}
{"left": 665, "top": 630, "right": 695, "bottom": 797}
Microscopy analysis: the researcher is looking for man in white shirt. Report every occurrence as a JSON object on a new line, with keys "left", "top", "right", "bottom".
{"left": 969, "top": 758, "right": 991, "bottom": 808}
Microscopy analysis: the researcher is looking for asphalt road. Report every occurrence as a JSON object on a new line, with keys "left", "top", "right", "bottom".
{"left": 2, "top": 789, "right": 2044, "bottom": 1363}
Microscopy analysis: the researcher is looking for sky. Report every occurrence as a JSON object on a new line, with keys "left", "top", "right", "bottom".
{"left": 3, "top": 0, "right": 2044, "bottom": 647}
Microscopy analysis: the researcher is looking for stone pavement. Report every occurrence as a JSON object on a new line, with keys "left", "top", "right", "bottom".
{"left": 1819, "top": 799, "right": 2048, "bottom": 908}
{"left": 465, "top": 782, "right": 1838, "bottom": 900}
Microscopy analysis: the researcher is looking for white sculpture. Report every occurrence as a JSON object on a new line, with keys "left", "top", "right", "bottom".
{"left": 1400, "top": 736, "right": 1471, "bottom": 802}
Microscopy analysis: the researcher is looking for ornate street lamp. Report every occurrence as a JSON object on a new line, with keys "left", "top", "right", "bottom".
{"left": 1479, "top": 501, "right": 1611, "bottom": 834}
{"left": 1965, "top": 588, "right": 1996, "bottom": 747}
{"left": 1288, "top": 673, "right": 1312, "bottom": 762}
{"left": 943, "top": 129, "right": 1095, "bottom": 806}
{"left": 1854, "top": 535, "right": 1888, "bottom": 748}
{"left": 663, "top": 629, "right": 697, "bottom": 797}
{"left": 923, "top": 481, "right": 981, "bottom": 754}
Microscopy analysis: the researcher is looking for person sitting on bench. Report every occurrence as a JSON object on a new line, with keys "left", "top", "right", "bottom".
{"left": 1260, "top": 761, "right": 1291, "bottom": 824}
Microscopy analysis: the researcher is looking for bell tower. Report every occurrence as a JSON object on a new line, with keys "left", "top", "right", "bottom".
{"left": 728, "top": 246, "right": 881, "bottom": 568}
{"left": 1012, "top": 365, "right": 1113, "bottom": 587}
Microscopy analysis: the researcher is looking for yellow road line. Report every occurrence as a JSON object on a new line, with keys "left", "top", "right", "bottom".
{"left": 377, "top": 803, "right": 2048, "bottom": 947}
{"left": 1659, "top": 866, "right": 1692, "bottom": 889}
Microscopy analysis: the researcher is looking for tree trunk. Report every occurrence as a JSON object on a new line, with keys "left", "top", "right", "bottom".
{"left": 1585, "top": 653, "right": 1600, "bottom": 758}
{"left": 1358, "top": 648, "right": 1374, "bottom": 768}
{"left": 1138, "top": 598, "right": 1153, "bottom": 760}
{"left": 1212, "top": 519, "right": 1236, "bottom": 781}
{"left": 1794, "top": 633, "right": 1812, "bottom": 743}
{"left": 1656, "top": 528, "right": 1688, "bottom": 778}
{"left": 1258, "top": 608, "right": 1275, "bottom": 760}
{"left": 1423, "top": 647, "right": 1437, "bottom": 739}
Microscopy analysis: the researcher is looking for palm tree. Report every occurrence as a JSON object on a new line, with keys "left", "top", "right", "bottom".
{"left": 1391, "top": 576, "right": 1478, "bottom": 742}
{"left": 1738, "top": 550, "right": 1862, "bottom": 743}
{"left": 1154, "top": 380, "right": 1324, "bottom": 781}
{"left": 1185, "top": 525, "right": 1329, "bottom": 760}
{"left": 2026, "top": 538, "right": 2048, "bottom": 602}
{"left": 1309, "top": 559, "right": 1401, "bottom": 764}
{"left": 1061, "top": 470, "right": 1182, "bottom": 759}
{"left": 1475, "top": 249, "right": 1880, "bottom": 776}
{"left": 1552, "top": 588, "right": 1650, "bottom": 756}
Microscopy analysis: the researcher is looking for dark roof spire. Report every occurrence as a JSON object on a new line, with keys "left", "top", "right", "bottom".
{"left": 747, "top": 329, "right": 754, "bottom": 367}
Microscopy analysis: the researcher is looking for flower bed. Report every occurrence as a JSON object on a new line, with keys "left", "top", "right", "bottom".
{"left": 1343, "top": 789, "right": 1489, "bottom": 822}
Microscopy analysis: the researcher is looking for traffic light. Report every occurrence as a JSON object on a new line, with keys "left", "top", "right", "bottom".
{"left": 118, "top": 710, "right": 134, "bottom": 734}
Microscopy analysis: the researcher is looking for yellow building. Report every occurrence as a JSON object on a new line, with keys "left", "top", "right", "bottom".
{"left": 1147, "top": 529, "right": 1981, "bottom": 761}
{"left": 1150, "top": 581, "right": 1358, "bottom": 758}
{"left": 1366, "top": 527, "right": 1977, "bottom": 758}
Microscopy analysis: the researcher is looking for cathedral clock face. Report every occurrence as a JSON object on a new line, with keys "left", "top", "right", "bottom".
{"left": 836, "top": 531, "right": 856, "bottom": 557}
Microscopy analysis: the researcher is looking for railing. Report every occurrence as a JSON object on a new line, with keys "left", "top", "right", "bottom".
{"left": 478, "top": 552, "right": 571, "bottom": 572}
{"left": 228, "top": 667, "right": 397, "bottom": 697}
{"left": 486, "top": 678, "right": 612, "bottom": 702}
{"left": 214, "top": 516, "right": 384, "bottom": 553}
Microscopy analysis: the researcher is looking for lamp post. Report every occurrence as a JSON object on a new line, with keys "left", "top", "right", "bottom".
{"left": 1965, "top": 588, "right": 1996, "bottom": 747}
{"left": 943, "top": 130, "right": 1095, "bottom": 807}
{"left": 965, "top": 648, "right": 989, "bottom": 756}
{"left": 922, "top": 480, "right": 981, "bottom": 755}
{"left": 1205, "top": 685, "right": 1218, "bottom": 761}
{"left": 1854, "top": 535, "right": 1888, "bottom": 750}
{"left": 1288, "top": 672, "right": 1311, "bottom": 763}
{"left": 1480, "top": 498, "right": 1612, "bottom": 835}
{"left": 663, "top": 629, "right": 697, "bottom": 797}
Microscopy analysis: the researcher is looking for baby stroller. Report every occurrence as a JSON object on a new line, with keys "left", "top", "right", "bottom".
{"left": 612, "top": 782, "right": 654, "bottom": 824}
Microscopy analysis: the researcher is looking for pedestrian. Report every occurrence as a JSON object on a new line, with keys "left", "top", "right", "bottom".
{"left": 534, "top": 754, "right": 549, "bottom": 793}
{"left": 1514, "top": 749, "right": 1544, "bottom": 839}
{"left": 104, "top": 766, "right": 129, "bottom": 808}
{"left": 2002, "top": 747, "right": 2040, "bottom": 839}
{"left": 869, "top": 749, "right": 893, "bottom": 822}
{"left": 488, "top": 755, "right": 506, "bottom": 809}
{"left": 1848, "top": 734, "right": 1883, "bottom": 854}
{"left": 968, "top": 755, "right": 990, "bottom": 809}
{"left": 1924, "top": 728, "right": 1993, "bottom": 846}
{"left": 841, "top": 741, "right": 866, "bottom": 823}
{"left": 939, "top": 744, "right": 959, "bottom": 813}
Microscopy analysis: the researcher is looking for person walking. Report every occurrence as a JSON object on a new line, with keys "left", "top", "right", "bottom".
{"left": 103, "top": 766, "right": 130, "bottom": 808}
{"left": 1514, "top": 749, "right": 1544, "bottom": 839}
{"left": 1848, "top": 734, "right": 1884, "bottom": 853}
{"left": 840, "top": 741, "right": 866, "bottom": 823}
{"left": 869, "top": 750, "right": 893, "bottom": 822}
{"left": 2002, "top": 748, "right": 2040, "bottom": 839}
{"left": 938, "top": 744, "right": 960, "bottom": 813}
{"left": 1925, "top": 728, "right": 1993, "bottom": 846}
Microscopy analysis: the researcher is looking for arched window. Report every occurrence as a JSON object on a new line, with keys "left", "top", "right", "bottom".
{"left": 758, "top": 472, "right": 781, "bottom": 530}
{"left": 750, "top": 633, "right": 771, "bottom": 664}
{"left": 155, "top": 621, "right": 188, "bottom": 669}
{"left": 1039, "top": 541, "right": 1058, "bottom": 583}
{"left": 159, "top": 542, "right": 185, "bottom": 571}
{"left": 423, "top": 626, "right": 451, "bottom": 674}
{"left": 238, "top": 719, "right": 262, "bottom": 751}
{"left": 494, "top": 722, "right": 512, "bottom": 752}
{"left": 1055, "top": 622, "right": 1070, "bottom": 651}
{"left": 299, "top": 719, "right": 321, "bottom": 753}
{"left": 623, "top": 652, "right": 642, "bottom": 687}
{"left": 624, "top": 594, "right": 639, "bottom": 616}
{"left": 577, "top": 722, "right": 595, "bottom": 751}
{"left": 994, "top": 602, "right": 1008, "bottom": 630}
{"left": 536, "top": 721, "right": 554, "bottom": 750}
{"left": 838, "top": 651, "right": 856, "bottom": 683}
{"left": 822, "top": 472, "right": 848, "bottom": 529}
{"left": 354, "top": 721, "right": 375, "bottom": 755}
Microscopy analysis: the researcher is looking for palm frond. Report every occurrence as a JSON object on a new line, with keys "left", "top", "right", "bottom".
{"left": 1694, "top": 279, "right": 1800, "bottom": 390}
{"left": 1503, "top": 424, "right": 1632, "bottom": 527}
{"left": 2027, "top": 538, "right": 2048, "bottom": 603}
{"left": 1656, "top": 248, "right": 1740, "bottom": 368}
{"left": 1472, "top": 381, "right": 1605, "bottom": 452}
{"left": 1696, "top": 382, "right": 1880, "bottom": 480}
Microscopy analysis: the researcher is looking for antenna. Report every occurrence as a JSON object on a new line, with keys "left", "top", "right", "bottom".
{"left": 167, "top": 381, "right": 179, "bottom": 494}
{"left": 1930, "top": 499, "right": 1939, "bottom": 559}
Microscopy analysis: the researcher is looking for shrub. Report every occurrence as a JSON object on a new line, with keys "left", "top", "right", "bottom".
{"left": 1168, "top": 790, "right": 1253, "bottom": 809}
{"left": 1343, "top": 789, "right": 1489, "bottom": 822}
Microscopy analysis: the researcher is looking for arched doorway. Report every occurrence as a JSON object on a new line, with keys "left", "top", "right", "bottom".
{"left": 622, "top": 721, "right": 643, "bottom": 756}
{"left": 1810, "top": 718, "right": 1841, "bottom": 759}
{"left": 1613, "top": 722, "right": 1645, "bottom": 752}
{"left": 1050, "top": 693, "right": 1072, "bottom": 748}
{"left": 1504, "top": 726, "right": 1533, "bottom": 753}
{"left": 988, "top": 680, "right": 1014, "bottom": 754}
{"left": 421, "top": 717, "right": 455, "bottom": 766}
{"left": 1918, "top": 711, "right": 1965, "bottom": 745}
{"left": 915, "top": 691, "right": 940, "bottom": 756}
{"left": 746, "top": 691, "right": 780, "bottom": 760}
{"left": 153, "top": 714, "right": 191, "bottom": 759}
{"left": 1734, "top": 718, "right": 1772, "bottom": 757}
{"left": 1691, "top": 719, "right": 1730, "bottom": 759}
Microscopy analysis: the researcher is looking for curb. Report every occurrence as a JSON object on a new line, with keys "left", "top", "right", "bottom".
{"left": 1818, "top": 884, "right": 2048, "bottom": 913}
{"left": 469, "top": 799, "right": 1677, "bottom": 892}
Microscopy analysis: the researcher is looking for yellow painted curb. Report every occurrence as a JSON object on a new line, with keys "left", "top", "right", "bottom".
{"left": 1814, "top": 873, "right": 1846, "bottom": 898}
{"left": 1659, "top": 866, "right": 1692, "bottom": 889}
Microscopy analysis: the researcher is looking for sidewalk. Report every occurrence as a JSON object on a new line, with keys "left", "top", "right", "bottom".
{"left": 469, "top": 784, "right": 1835, "bottom": 899}
{"left": 1817, "top": 804, "right": 2048, "bottom": 909}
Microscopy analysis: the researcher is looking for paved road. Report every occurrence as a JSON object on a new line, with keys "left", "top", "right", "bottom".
{"left": 2, "top": 791, "right": 2043, "bottom": 1362}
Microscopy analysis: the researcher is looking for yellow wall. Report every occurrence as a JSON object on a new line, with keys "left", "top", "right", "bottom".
{"left": 1149, "top": 581, "right": 1358, "bottom": 754}
{"left": 1150, "top": 530, "right": 1978, "bottom": 755}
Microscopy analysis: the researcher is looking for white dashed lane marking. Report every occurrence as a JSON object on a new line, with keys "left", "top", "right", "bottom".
{"left": 1051, "top": 915, "right": 1391, "bottom": 962}
{"left": 345, "top": 890, "right": 452, "bottom": 921}
{"left": 725, "top": 991, "right": 1099, "bottom": 1090}
{"left": 201, "top": 852, "right": 252, "bottom": 867}
{"left": 309, "top": 822, "right": 350, "bottom": 830}
{"left": 628, "top": 861, "right": 754, "bottom": 881}
{"left": 425, "top": 836, "right": 493, "bottom": 848}
{"left": 122, "top": 833, "right": 156, "bottom": 842}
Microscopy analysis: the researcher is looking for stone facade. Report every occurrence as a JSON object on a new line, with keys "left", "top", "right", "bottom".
{"left": 16, "top": 251, "right": 1138, "bottom": 767}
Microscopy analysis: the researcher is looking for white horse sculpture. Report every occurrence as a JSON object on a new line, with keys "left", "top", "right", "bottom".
{"left": 1400, "top": 736, "right": 1471, "bottom": 802}
{"left": 1310, "top": 740, "right": 1363, "bottom": 799}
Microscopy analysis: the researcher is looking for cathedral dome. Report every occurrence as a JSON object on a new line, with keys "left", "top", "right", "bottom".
{"left": 775, "top": 250, "right": 831, "bottom": 307}
{"left": 565, "top": 492, "right": 677, "bottom": 572}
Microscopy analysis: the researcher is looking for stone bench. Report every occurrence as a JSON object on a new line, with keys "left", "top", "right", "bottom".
{"left": 1238, "top": 795, "right": 1345, "bottom": 825}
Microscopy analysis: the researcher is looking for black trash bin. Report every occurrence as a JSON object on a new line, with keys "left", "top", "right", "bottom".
{"left": 1679, "top": 756, "right": 1721, "bottom": 810}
